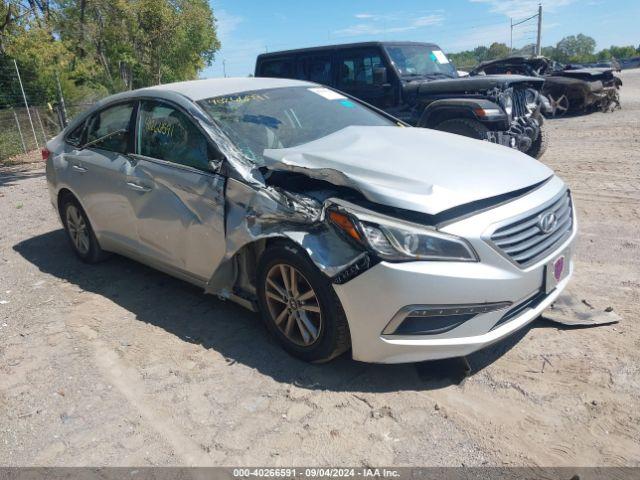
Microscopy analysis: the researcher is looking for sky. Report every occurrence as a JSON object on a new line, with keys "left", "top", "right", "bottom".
{"left": 202, "top": 0, "right": 640, "bottom": 78}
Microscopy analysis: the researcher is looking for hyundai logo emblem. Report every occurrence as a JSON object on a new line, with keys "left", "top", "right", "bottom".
{"left": 538, "top": 212, "right": 558, "bottom": 234}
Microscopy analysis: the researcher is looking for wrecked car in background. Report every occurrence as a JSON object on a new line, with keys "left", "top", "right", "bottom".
{"left": 44, "top": 78, "right": 577, "bottom": 364}
{"left": 256, "top": 42, "right": 550, "bottom": 159}
{"left": 470, "top": 56, "right": 622, "bottom": 117}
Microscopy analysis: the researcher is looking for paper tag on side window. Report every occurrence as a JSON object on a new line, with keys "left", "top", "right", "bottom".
{"left": 432, "top": 50, "right": 449, "bottom": 64}
{"left": 308, "top": 87, "right": 346, "bottom": 100}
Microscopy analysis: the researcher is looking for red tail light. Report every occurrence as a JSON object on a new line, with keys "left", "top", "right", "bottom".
{"left": 41, "top": 148, "right": 50, "bottom": 161}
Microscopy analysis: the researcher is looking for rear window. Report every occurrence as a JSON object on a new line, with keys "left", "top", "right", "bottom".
{"left": 65, "top": 120, "right": 86, "bottom": 146}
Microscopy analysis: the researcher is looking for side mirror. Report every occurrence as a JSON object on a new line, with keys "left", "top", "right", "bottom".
{"left": 373, "top": 67, "right": 388, "bottom": 86}
{"left": 209, "top": 158, "right": 223, "bottom": 173}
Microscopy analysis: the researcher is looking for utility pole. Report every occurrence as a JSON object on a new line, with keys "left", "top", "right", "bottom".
{"left": 536, "top": 3, "right": 543, "bottom": 56}
{"left": 510, "top": 18, "right": 513, "bottom": 53}
{"left": 222, "top": 59, "right": 227, "bottom": 78}
{"left": 14, "top": 59, "right": 39, "bottom": 150}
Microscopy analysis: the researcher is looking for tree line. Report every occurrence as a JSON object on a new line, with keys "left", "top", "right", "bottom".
{"left": 448, "top": 34, "right": 640, "bottom": 70}
{"left": 0, "top": 0, "right": 220, "bottom": 108}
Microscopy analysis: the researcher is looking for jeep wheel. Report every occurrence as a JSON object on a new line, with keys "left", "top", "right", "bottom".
{"left": 434, "top": 118, "right": 489, "bottom": 141}
{"left": 525, "top": 122, "right": 549, "bottom": 160}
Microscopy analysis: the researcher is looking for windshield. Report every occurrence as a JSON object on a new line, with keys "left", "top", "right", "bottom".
{"left": 198, "top": 86, "right": 396, "bottom": 164}
{"left": 385, "top": 45, "right": 457, "bottom": 79}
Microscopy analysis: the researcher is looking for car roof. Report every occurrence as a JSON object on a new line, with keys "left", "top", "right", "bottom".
{"left": 139, "top": 77, "right": 315, "bottom": 101}
{"left": 92, "top": 77, "right": 315, "bottom": 106}
{"left": 257, "top": 41, "right": 441, "bottom": 59}
{"left": 62, "top": 77, "right": 319, "bottom": 132}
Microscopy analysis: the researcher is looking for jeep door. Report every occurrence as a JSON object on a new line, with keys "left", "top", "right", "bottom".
{"left": 125, "top": 99, "right": 227, "bottom": 284}
{"left": 334, "top": 48, "right": 394, "bottom": 109}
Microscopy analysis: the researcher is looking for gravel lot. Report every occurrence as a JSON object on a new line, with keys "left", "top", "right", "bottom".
{"left": 1, "top": 70, "right": 639, "bottom": 467}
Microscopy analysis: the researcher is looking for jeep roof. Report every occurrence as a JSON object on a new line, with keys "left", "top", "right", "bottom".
{"left": 256, "top": 41, "right": 441, "bottom": 59}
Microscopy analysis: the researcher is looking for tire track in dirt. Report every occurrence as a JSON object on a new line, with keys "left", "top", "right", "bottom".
{"left": 67, "top": 301, "right": 221, "bottom": 466}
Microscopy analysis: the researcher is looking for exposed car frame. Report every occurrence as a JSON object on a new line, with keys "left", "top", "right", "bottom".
{"left": 470, "top": 56, "right": 622, "bottom": 117}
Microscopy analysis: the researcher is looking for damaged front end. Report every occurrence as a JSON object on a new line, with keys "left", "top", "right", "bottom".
{"left": 205, "top": 175, "right": 374, "bottom": 310}
{"left": 485, "top": 86, "right": 547, "bottom": 153}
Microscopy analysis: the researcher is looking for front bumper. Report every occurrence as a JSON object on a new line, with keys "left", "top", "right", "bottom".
{"left": 487, "top": 115, "right": 541, "bottom": 153}
{"left": 333, "top": 176, "right": 577, "bottom": 364}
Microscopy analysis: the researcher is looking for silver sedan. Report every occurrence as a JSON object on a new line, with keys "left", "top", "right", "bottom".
{"left": 45, "top": 77, "right": 576, "bottom": 363}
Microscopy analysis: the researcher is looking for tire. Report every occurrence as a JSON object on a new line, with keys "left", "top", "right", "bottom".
{"left": 60, "top": 197, "right": 107, "bottom": 263}
{"left": 256, "top": 243, "right": 350, "bottom": 363}
{"left": 525, "top": 120, "right": 549, "bottom": 159}
{"left": 434, "top": 118, "right": 490, "bottom": 141}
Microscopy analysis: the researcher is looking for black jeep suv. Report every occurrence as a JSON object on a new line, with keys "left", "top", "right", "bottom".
{"left": 255, "top": 41, "right": 550, "bottom": 158}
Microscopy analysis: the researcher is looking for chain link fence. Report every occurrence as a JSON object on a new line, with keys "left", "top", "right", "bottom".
{"left": 0, "top": 59, "right": 95, "bottom": 164}
{"left": 0, "top": 103, "right": 94, "bottom": 162}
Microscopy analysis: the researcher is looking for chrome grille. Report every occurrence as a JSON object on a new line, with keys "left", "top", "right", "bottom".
{"left": 490, "top": 191, "right": 573, "bottom": 267}
{"left": 513, "top": 89, "right": 528, "bottom": 118}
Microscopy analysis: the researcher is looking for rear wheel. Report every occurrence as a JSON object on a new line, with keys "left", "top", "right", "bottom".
{"left": 61, "top": 197, "right": 107, "bottom": 263}
{"left": 434, "top": 118, "right": 490, "bottom": 141}
{"left": 256, "top": 243, "right": 350, "bottom": 363}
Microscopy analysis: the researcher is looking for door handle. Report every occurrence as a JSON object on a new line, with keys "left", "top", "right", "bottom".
{"left": 126, "top": 182, "right": 152, "bottom": 193}
{"left": 72, "top": 165, "right": 88, "bottom": 173}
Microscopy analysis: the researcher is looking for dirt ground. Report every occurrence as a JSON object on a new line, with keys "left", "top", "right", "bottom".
{"left": 1, "top": 70, "right": 639, "bottom": 468}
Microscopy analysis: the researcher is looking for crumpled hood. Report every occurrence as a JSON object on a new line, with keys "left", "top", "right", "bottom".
{"left": 262, "top": 126, "right": 553, "bottom": 215}
{"left": 414, "top": 74, "right": 544, "bottom": 95}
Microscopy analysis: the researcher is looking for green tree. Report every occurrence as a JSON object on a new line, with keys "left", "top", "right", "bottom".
{"left": 556, "top": 34, "right": 596, "bottom": 63}
{"left": 473, "top": 46, "right": 489, "bottom": 62}
{"left": 487, "top": 42, "right": 510, "bottom": 60}
{"left": 1, "top": 0, "right": 220, "bottom": 107}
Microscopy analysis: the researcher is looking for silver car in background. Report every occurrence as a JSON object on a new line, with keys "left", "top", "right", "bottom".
{"left": 45, "top": 78, "right": 577, "bottom": 363}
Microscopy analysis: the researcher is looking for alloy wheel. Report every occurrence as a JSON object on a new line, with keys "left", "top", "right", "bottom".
{"left": 65, "top": 204, "right": 90, "bottom": 255}
{"left": 264, "top": 263, "right": 322, "bottom": 347}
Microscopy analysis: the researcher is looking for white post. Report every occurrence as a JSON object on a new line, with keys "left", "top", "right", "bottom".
{"left": 13, "top": 59, "right": 39, "bottom": 150}
{"left": 510, "top": 18, "right": 513, "bottom": 53}
{"left": 536, "top": 4, "right": 543, "bottom": 56}
{"left": 12, "top": 108, "right": 27, "bottom": 154}
{"left": 34, "top": 108, "right": 48, "bottom": 144}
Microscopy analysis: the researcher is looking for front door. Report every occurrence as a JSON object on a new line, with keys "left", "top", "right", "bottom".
{"left": 334, "top": 48, "right": 392, "bottom": 109}
{"left": 126, "top": 100, "right": 226, "bottom": 283}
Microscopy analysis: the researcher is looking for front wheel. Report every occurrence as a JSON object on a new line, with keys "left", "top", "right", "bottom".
{"left": 434, "top": 118, "right": 490, "bottom": 141}
{"left": 256, "top": 243, "right": 350, "bottom": 363}
{"left": 525, "top": 121, "right": 549, "bottom": 159}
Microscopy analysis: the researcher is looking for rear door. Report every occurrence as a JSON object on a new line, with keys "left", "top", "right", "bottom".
{"left": 66, "top": 102, "right": 139, "bottom": 253}
{"left": 126, "top": 100, "right": 226, "bottom": 283}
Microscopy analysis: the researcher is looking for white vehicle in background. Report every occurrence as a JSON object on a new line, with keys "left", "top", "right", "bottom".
{"left": 45, "top": 77, "right": 576, "bottom": 364}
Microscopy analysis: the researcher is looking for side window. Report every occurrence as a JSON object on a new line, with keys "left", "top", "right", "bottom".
{"left": 66, "top": 120, "right": 86, "bottom": 146}
{"left": 85, "top": 103, "right": 134, "bottom": 154}
{"left": 306, "top": 56, "right": 332, "bottom": 84}
{"left": 260, "top": 59, "right": 291, "bottom": 78}
{"left": 137, "top": 101, "right": 210, "bottom": 171}
{"left": 337, "top": 51, "right": 383, "bottom": 87}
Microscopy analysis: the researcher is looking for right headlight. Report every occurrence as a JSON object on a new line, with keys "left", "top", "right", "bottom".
{"left": 500, "top": 91, "right": 514, "bottom": 117}
{"left": 328, "top": 209, "right": 478, "bottom": 262}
